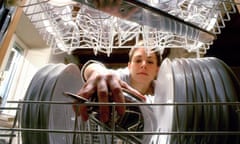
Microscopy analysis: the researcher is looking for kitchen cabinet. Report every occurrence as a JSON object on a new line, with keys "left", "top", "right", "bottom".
{"left": 0, "top": 2, "right": 20, "bottom": 67}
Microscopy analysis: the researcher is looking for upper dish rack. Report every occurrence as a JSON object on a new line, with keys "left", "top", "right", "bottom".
{"left": 20, "top": 0, "right": 238, "bottom": 55}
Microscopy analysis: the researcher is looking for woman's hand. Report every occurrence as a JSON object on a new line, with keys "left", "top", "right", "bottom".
{"left": 77, "top": 70, "right": 126, "bottom": 122}
{"left": 73, "top": 68, "right": 146, "bottom": 123}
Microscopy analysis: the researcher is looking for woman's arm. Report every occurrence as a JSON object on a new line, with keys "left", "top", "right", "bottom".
{"left": 81, "top": 60, "right": 107, "bottom": 81}
{"left": 77, "top": 60, "right": 126, "bottom": 122}
{"left": 75, "top": 60, "right": 145, "bottom": 122}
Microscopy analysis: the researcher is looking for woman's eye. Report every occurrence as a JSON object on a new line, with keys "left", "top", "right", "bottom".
{"left": 147, "top": 60, "right": 154, "bottom": 64}
{"left": 135, "top": 59, "right": 142, "bottom": 63}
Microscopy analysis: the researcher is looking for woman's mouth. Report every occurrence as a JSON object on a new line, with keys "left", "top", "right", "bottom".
{"left": 137, "top": 72, "right": 148, "bottom": 76}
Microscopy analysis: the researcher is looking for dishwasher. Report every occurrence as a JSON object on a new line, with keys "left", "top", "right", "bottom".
{"left": 0, "top": 0, "right": 240, "bottom": 144}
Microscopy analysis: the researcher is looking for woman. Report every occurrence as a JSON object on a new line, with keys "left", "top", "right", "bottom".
{"left": 75, "top": 41, "right": 164, "bottom": 123}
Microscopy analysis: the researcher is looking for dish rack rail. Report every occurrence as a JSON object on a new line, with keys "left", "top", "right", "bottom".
{"left": 1, "top": 57, "right": 240, "bottom": 144}
{"left": 1, "top": 100, "right": 240, "bottom": 144}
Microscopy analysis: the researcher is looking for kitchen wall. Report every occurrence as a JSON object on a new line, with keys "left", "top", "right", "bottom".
{"left": 0, "top": 32, "right": 51, "bottom": 116}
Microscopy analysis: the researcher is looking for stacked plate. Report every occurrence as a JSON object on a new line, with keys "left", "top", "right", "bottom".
{"left": 154, "top": 57, "right": 240, "bottom": 144}
{"left": 21, "top": 63, "right": 157, "bottom": 144}
{"left": 21, "top": 63, "right": 84, "bottom": 144}
{"left": 21, "top": 57, "right": 240, "bottom": 144}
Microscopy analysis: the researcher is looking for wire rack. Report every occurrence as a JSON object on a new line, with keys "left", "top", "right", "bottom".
{"left": 1, "top": 101, "right": 240, "bottom": 144}
{"left": 1, "top": 57, "right": 240, "bottom": 144}
{"left": 18, "top": 0, "right": 238, "bottom": 55}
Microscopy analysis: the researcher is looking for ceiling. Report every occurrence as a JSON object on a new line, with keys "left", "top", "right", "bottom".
{"left": 15, "top": 13, "right": 47, "bottom": 48}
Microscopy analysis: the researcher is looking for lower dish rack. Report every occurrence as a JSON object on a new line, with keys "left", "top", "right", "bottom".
{"left": 1, "top": 57, "right": 240, "bottom": 144}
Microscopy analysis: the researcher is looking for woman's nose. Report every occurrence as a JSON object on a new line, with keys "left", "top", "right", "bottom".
{"left": 140, "top": 61, "right": 147, "bottom": 68}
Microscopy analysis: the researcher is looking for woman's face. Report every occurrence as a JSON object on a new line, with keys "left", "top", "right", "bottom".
{"left": 128, "top": 48, "right": 159, "bottom": 84}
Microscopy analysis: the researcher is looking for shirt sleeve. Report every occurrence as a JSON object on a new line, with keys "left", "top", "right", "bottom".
{"left": 80, "top": 60, "right": 106, "bottom": 82}
{"left": 80, "top": 60, "right": 130, "bottom": 84}
{"left": 115, "top": 67, "right": 130, "bottom": 85}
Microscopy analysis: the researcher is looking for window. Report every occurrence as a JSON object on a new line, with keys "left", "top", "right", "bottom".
{"left": 0, "top": 43, "right": 24, "bottom": 108}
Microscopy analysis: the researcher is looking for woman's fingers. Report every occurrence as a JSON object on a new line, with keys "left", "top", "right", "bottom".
{"left": 76, "top": 79, "right": 97, "bottom": 121}
{"left": 97, "top": 76, "right": 110, "bottom": 122}
{"left": 107, "top": 74, "right": 126, "bottom": 116}
{"left": 72, "top": 100, "right": 89, "bottom": 121}
{"left": 75, "top": 72, "right": 133, "bottom": 123}
{"left": 120, "top": 81, "right": 146, "bottom": 102}
{"left": 78, "top": 104, "right": 89, "bottom": 121}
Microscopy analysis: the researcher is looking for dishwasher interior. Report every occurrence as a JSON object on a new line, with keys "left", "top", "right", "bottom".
{"left": 0, "top": 0, "right": 240, "bottom": 143}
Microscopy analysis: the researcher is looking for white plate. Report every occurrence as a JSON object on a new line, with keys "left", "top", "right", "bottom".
{"left": 37, "top": 64, "right": 67, "bottom": 143}
{"left": 205, "top": 58, "right": 229, "bottom": 130}
{"left": 175, "top": 59, "right": 189, "bottom": 140}
{"left": 47, "top": 63, "right": 84, "bottom": 144}
{"left": 210, "top": 57, "right": 240, "bottom": 101}
{"left": 186, "top": 58, "right": 206, "bottom": 143}
{"left": 190, "top": 58, "right": 218, "bottom": 143}
{"left": 21, "top": 64, "right": 55, "bottom": 143}
{"left": 182, "top": 59, "right": 195, "bottom": 137}
{"left": 208, "top": 57, "right": 240, "bottom": 143}
{"left": 199, "top": 58, "right": 225, "bottom": 143}
{"left": 154, "top": 58, "right": 174, "bottom": 144}
{"left": 22, "top": 63, "right": 83, "bottom": 144}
